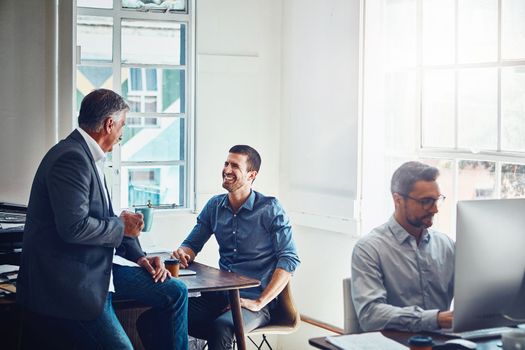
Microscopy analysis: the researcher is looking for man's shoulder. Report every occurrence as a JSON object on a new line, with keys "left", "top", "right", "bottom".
{"left": 253, "top": 191, "right": 278, "bottom": 204}
{"left": 41, "top": 134, "right": 87, "bottom": 164}
{"left": 252, "top": 191, "right": 287, "bottom": 215}
{"left": 355, "top": 222, "right": 392, "bottom": 249}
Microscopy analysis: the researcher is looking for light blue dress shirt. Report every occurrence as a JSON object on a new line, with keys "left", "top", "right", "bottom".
{"left": 181, "top": 190, "right": 300, "bottom": 299}
{"left": 351, "top": 215, "right": 455, "bottom": 332}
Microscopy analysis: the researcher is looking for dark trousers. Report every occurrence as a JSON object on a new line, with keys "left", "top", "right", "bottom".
{"left": 188, "top": 292, "right": 271, "bottom": 350}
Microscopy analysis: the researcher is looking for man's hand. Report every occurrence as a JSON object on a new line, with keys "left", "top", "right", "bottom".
{"left": 437, "top": 310, "right": 453, "bottom": 329}
{"left": 120, "top": 211, "right": 144, "bottom": 238}
{"left": 240, "top": 298, "right": 264, "bottom": 312}
{"left": 172, "top": 247, "right": 194, "bottom": 268}
{"left": 137, "top": 256, "right": 170, "bottom": 283}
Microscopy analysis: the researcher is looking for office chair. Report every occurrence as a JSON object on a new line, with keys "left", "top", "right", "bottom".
{"left": 343, "top": 277, "right": 362, "bottom": 334}
{"left": 243, "top": 282, "right": 301, "bottom": 349}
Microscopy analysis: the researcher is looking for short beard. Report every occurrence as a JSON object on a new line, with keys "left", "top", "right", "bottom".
{"left": 222, "top": 181, "right": 240, "bottom": 193}
{"left": 406, "top": 215, "right": 433, "bottom": 228}
{"left": 404, "top": 203, "right": 432, "bottom": 228}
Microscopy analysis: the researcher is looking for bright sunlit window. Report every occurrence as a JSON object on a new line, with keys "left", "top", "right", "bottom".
{"left": 75, "top": 0, "right": 192, "bottom": 210}
{"left": 362, "top": 0, "right": 525, "bottom": 237}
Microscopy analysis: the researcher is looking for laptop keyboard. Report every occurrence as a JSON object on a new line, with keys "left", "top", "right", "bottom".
{"left": 451, "top": 326, "right": 515, "bottom": 340}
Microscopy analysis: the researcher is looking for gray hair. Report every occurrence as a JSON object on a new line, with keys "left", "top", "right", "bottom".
{"left": 78, "top": 89, "right": 129, "bottom": 132}
{"left": 390, "top": 161, "right": 439, "bottom": 195}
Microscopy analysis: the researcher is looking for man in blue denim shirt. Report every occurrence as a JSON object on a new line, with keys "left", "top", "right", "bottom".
{"left": 173, "top": 145, "right": 300, "bottom": 350}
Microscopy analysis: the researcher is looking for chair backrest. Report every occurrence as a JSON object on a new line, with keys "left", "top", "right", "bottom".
{"left": 343, "top": 277, "right": 361, "bottom": 334}
{"left": 272, "top": 282, "right": 300, "bottom": 327}
{"left": 247, "top": 282, "right": 300, "bottom": 335}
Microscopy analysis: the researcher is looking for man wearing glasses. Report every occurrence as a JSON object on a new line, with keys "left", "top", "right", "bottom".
{"left": 351, "top": 161, "right": 454, "bottom": 332}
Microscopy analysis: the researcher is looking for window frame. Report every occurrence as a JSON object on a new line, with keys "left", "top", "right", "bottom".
{"left": 362, "top": 0, "right": 525, "bottom": 236}
{"left": 74, "top": 0, "right": 195, "bottom": 211}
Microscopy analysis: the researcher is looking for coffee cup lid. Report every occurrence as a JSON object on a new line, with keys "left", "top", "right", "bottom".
{"left": 164, "top": 258, "right": 180, "bottom": 265}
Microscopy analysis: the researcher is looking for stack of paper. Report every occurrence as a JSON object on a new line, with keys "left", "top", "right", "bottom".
{"left": 326, "top": 332, "right": 409, "bottom": 350}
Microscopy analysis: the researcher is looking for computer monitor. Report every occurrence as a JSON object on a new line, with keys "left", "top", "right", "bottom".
{"left": 454, "top": 198, "right": 525, "bottom": 332}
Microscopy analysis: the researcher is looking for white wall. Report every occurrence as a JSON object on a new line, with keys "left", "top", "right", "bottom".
{"left": 0, "top": 0, "right": 56, "bottom": 204}
{"left": 278, "top": 0, "right": 363, "bottom": 348}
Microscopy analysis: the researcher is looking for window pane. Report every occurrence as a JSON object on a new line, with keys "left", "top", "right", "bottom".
{"left": 77, "top": 16, "right": 113, "bottom": 62}
{"left": 121, "top": 117, "right": 184, "bottom": 162}
{"left": 419, "top": 158, "right": 454, "bottom": 237}
{"left": 502, "top": 66, "right": 525, "bottom": 152}
{"left": 501, "top": 163, "right": 525, "bottom": 198}
{"left": 422, "top": 70, "right": 455, "bottom": 148}
{"left": 129, "top": 68, "right": 142, "bottom": 91}
{"left": 121, "top": 67, "right": 185, "bottom": 113}
{"left": 502, "top": 0, "right": 525, "bottom": 59}
{"left": 422, "top": 0, "right": 454, "bottom": 65}
{"left": 458, "top": 68, "right": 497, "bottom": 150}
{"left": 121, "top": 20, "right": 185, "bottom": 65}
{"left": 458, "top": 160, "right": 496, "bottom": 200}
{"left": 145, "top": 68, "right": 158, "bottom": 91}
{"left": 385, "top": 71, "right": 417, "bottom": 153}
{"left": 121, "top": 0, "right": 186, "bottom": 12}
{"left": 458, "top": 0, "right": 497, "bottom": 63}
{"left": 384, "top": 0, "right": 417, "bottom": 68}
{"left": 122, "top": 165, "right": 185, "bottom": 208}
{"left": 77, "top": 0, "right": 112, "bottom": 9}
{"left": 76, "top": 66, "right": 113, "bottom": 108}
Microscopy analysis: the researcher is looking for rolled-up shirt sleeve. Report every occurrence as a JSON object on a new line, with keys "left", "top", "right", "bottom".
{"left": 351, "top": 242, "right": 440, "bottom": 332}
{"left": 269, "top": 199, "right": 300, "bottom": 273}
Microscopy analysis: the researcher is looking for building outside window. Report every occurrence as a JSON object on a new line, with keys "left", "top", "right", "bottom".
{"left": 362, "top": 0, "right": 525, "bottom": 237}
{"left": 75, "top": 0, "right": 192, "bottom": 210}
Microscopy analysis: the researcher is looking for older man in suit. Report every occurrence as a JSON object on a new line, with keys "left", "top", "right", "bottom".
{"left": 17, "top": 89, "right": 188, "bottom": 349}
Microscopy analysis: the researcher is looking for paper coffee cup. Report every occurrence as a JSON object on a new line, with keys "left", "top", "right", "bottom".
{"left": 164, "top": 258, "right": 180, "bottom": 278}
{"left": 502, "top": 330, "right": 525, "bottom": 350}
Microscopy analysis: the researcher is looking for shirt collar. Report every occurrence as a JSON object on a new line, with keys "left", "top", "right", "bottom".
{"left": 220, "top": 190, "right": 256, "bottom": 212}
{"left": 76, "top": 127, "right": 106, "bottom": 163}
{"left": 388, "top": 215, "right": 431, "bottom": 244}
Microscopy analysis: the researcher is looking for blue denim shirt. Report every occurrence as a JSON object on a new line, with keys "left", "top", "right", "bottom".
{"left": 351, "top": 216, "right": 455, "bottom": 332}
{"left": 182, "top": 190, "right": 300, "bottom": 299}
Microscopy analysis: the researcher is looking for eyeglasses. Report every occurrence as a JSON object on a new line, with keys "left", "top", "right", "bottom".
{"left": 400, "top": 194, "right": 446, "bottom": 210}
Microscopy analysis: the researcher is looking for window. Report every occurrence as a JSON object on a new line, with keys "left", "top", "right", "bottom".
{"left": 75, "top": 0, "right": 192, "bottom": 210}
{"left": 363, "top": 0, "right": 525, "bottom": 237}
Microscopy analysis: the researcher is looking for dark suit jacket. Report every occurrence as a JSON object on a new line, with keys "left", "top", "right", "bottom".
{"left": 17, "top": 130, "right": 145, "bottom": 320}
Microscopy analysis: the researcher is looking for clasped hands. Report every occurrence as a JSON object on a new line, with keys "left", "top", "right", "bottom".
{"left": 137, "top": 256, "right": 170, "bottom": 283}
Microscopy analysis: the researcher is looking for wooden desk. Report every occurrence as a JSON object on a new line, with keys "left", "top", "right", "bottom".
{"left": 178, "top": 261, "right": 261, "bottom": 350}
{"left": 309, "top": 331, "right": 502, "bottom": 349}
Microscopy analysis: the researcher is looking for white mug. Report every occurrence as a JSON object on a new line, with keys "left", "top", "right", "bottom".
{"left": 502, "top": 330, "right": 525, "bottom": 350}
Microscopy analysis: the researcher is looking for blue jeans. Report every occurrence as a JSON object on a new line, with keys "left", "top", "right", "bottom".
{"left": 188, "top": 291, "right": 271, "bottom": 350}
{"left": 113, "top": 264, "right": 189, "bottom": 350}
{"left": 22, "top": 293, "right": 133, "bottom": 350}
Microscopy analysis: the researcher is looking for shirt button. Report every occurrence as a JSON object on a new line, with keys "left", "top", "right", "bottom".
{"left": 234, "top": 214, "right": 236, "bottom": 217}
{"left": 233, "top": 248, "right": 237, "bottom": 252}
{"left": 233, "top": 231, "right": 236, "bottom": 234}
